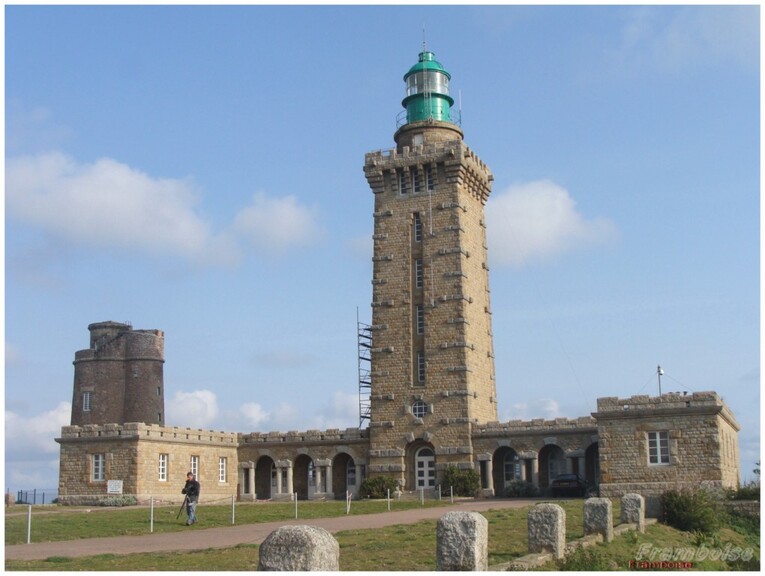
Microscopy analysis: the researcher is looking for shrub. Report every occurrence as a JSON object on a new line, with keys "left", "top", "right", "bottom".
{"left": 556, "top": 546, "right": 615, "bottom": 571}
{"left": 359, "top": 476, "right": 399, "bottom": 499}
{"left": 99, "top": 495, "right": 137, "bottom": 507}
{"left": 502, "top": 479, "right": 539, "bottom": 498}
{"left": 660, "top": 489, "right": 724, "bottom": 535}
{"left": 728, "top": 483, "right": 760, "bottom": 501}
{"left": 441, "top": 466, "right": 480, "bottom": 497}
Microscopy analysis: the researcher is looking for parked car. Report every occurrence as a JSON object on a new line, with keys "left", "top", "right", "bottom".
{"left": 550, "top": 473, "right": 588, "bottom": 497}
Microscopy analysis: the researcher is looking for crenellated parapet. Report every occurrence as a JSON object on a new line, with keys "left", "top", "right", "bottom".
{"left": 594, "top": 391, "right": 739, "bottom": 430}
{"left": 240, "top": 427, "right": 369, "bottom": 446}
{"left": 58, "top": 422, "right": 238, "bottom": 445}
{"left": 476, "top": 416, "right": 597, "bottom": 436}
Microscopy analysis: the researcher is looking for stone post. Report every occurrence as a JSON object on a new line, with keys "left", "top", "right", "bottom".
{"left": 519, "top": 460, "right": 527, "bottom": 481}
{"left": 436, "top": 511, "right": 488, "bottom": 571}
{"left": 528, "top": 503, "right": 566, "bottom": 559}
{"left": 530, "top": 457, "right": 539, "bottom": 487}
{"left": 248, "top": 462, "right": 256, "bottom": 496}
{"left": 276, "top": 465, "right": 283, "bottom": 494}
{"left": 258, "top": 525, "right": 339, "bottom": 571}
{"left": 621, "top": 493, "right": 645, "bottom": 533}
{"left": 485, "top": 459, "right": 494, "bottom": 493}
{"left": 583, "top": 497, "right": 613, "bottom": 542}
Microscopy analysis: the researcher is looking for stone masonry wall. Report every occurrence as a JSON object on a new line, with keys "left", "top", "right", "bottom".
{"left": 595, "top": 392, "right": 740, "bottom": 514}
{"left": 363, "top": 122, "right": 496, "bottom": 488}
{"left": 57, "top": 422, "right": 238, "bottom": 504}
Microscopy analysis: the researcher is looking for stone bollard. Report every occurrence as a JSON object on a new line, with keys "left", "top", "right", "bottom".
{"left": 436, "top": 511, "right": 488, "bottom": 571}
{"left": 583, "top": 497, "right": 613, "bottom": 542}
{"left": 620, "top": 493, "right": 645, "bottom": 533}
{"left": 528, "top": 503, "right": 566, "bottom": 559}
{"left": 258, "top": 525, "right": 339, "bottom": 571}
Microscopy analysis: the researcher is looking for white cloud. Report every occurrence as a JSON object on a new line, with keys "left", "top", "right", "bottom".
{"left": 502, "top": 398, "right": 561, "bottom": 421}
{"left": 232, "top": 192, "right": 323, "bottom": 253}
{"left": 6, "top": 152, "right": 240, "bottom": 266}
{"left": 486, "top": 180, "right": 616, "bottom": 267}
{"left": 240, "top": 403, "right": 270, "bottom": 428}
{"left": 614, "top": 7, "right": 757, "bottom": 74}
{"left": 5, "top": 401, "right": 71, "bottom": 455}
{"left": 165, "top": 390, "right": 220, "bottom": 429}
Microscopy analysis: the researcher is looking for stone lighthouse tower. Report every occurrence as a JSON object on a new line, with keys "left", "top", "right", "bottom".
{"left": 70, "top": 321, "right": 165, "bottom": 426}
{"left": 363, "top": 50, "right": 496, "bottom": 491}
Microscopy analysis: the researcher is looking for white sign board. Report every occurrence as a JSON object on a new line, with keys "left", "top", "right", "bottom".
{"left": 107, "top": 480, "right": 123, "bottom": 495}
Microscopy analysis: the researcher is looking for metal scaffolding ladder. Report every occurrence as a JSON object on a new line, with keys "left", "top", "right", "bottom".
{"left": 357, "top": 312, "right": 373, "bottom": 428}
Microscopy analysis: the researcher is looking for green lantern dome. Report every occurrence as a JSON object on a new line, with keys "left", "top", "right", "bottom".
{"left": 401, "top": 51, "right": 454, "bottom": 125}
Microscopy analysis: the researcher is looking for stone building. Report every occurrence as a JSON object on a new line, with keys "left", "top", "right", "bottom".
{"left": 56, "top": 50, "right": 740, "bottom": 511}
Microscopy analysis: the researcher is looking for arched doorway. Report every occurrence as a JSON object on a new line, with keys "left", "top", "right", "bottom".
{"left": 414, "top": 446, "right": 436, "bottom": 489}
{"left": 332, "top": 453, "right": 355, "bottom": 499}
{"left": 538, "top": 444, "right": 566, "bottom": 488}
{"left": 255, "top": 456, "right": 275, "bottom": 500}
{"left": 294, "top": 454, "right": 313, "bottom": 500}
{"left": 492, "top": 447, "right": 521, "bottom": 495}
{"left": 585, "top": 443, "right": 599, "bottom": 487}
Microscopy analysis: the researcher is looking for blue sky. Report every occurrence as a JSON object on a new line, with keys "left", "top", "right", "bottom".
{"left": 5, "top": 5, "right": 760, "bottom": 491}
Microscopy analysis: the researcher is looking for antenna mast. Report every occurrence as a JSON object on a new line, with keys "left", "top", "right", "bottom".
{"left": 657, "top": 365, "right": 664, "bottom": 395}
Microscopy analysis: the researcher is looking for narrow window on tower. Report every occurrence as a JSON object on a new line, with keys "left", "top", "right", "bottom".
{"left": 426, "top": 165, "right": 435, "bottom": 191}
{"left": 412, "top": 167, "right": 421, "bottom": 192}
{"left": 416, "top": 304, "right": 425, "bottom": 334}
{"left": 417, "top": 351, "right": 426, "bottom": 384}
{"left": 398, "top": 169, "right": 408, "bottom": 195}
{"left": 415, "top": 259, "right": 424, "bottom": 288}
{"left": 413, "top": 213, "right": 422, "bottom": 242}
{"left": 82, "top": 391, "right": 92, "bottom": 412}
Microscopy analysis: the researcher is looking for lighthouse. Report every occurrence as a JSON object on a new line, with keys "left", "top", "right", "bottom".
{"left": 363, "top": 50, "right": 497, "bottom": 490}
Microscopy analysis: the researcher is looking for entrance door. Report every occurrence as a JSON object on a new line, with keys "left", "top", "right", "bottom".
{"left": 415, "top": 447, "right": 435, "bottom": 489}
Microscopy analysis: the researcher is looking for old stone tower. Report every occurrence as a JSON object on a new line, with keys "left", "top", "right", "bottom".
{"left": 70, "top": 321, "right": 165, "bottom": 426}
{"left": 363, "top": 50, "right": 497, "bottom": 490}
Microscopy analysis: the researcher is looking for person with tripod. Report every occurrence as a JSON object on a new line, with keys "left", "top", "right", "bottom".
{"left": 181, "top": 471, "right": 200, "bottom": 525}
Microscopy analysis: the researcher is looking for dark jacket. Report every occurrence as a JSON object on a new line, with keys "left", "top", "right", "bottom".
{"left": 182, "top": 479, "right": 201, "bottom": 502}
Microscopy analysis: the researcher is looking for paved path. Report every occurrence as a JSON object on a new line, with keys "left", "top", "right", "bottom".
{"left": 6, "top": 499, "right": 536, "bottom": 561}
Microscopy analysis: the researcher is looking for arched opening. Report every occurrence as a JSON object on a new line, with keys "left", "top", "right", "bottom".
{"left": 294, "top": 454, "right": 313, "bottom": 500}
{"left": 332, "top": 453, "right": 354, "bottom": 500}
{"left": 585, "top": 442, "right": 599, "bottom": 487}
{"left": 255, "top": 456, "right": 274, "bottom": 500}
{"left": 538, "top": 444, "right": 566, "bottom": 488}
{"left": 492, "top": 447, "right": 521, "bottom": 496}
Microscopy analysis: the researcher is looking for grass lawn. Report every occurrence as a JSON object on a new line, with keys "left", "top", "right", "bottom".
{"left": 5, "top": 499, "right": 759, "bottom": 571}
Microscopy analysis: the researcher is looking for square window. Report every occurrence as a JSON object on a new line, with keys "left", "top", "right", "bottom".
{"left": 219, "top": 457, "right": 227, "bottom": 483}
{"left": 92, "top": 453, "right": 105, "bottom": 481}
{"left": 426, "top": 165, "right": 435, "bottom": 191}
{"left": 647, "top": 431, "right": 670, "bottom": 465}
{"left": 158, "top": 453, "right": 168, "bottom": 481}
{"left": 398, "top": 170, "right": 408, "bottom": 195}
